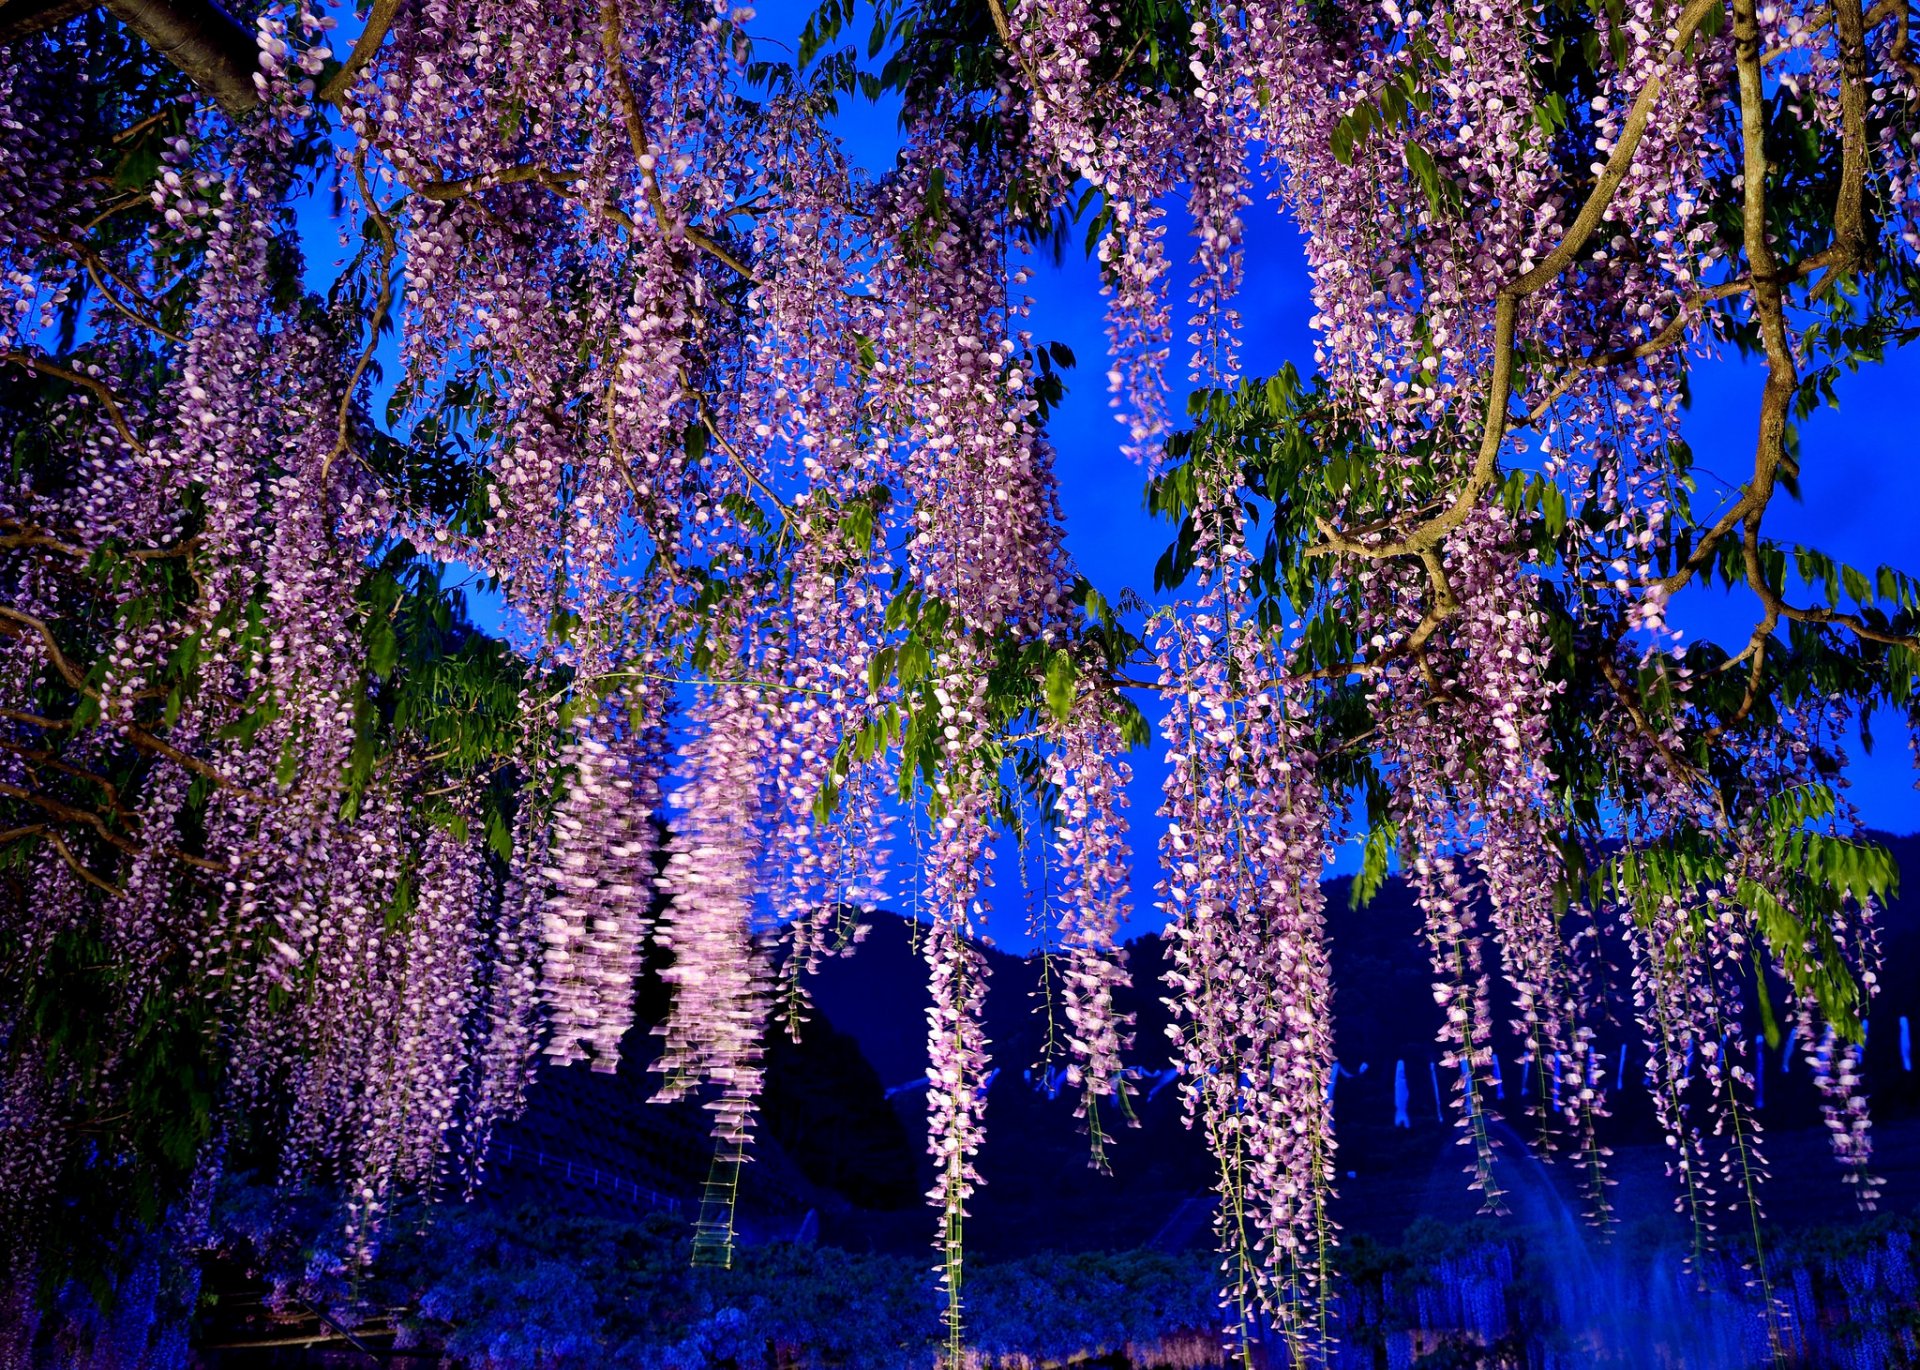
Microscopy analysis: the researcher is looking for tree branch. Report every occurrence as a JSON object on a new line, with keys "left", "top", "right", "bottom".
{"left": 416, "top": 163, "right": 580, "bottom": 203}
{"left": 0, "top": 739, "right": 126, "bottom": 813}
{"left": 0, "top": 603, "right": 259, "bottom": 797}
{"left": 412, "top": 162, "right": 642, "bottom": 232}
{"left": 0, "top": 0, "right": 95, "bottom": 46}
{"left": 102, "top": 0, "right": 259, "bottom": 113}
{"left": 1307, "top": 0, "right": 1723, "bottom": 580}
{"left": 0, "top": 603, "right": 90, "bottom": 691}
{"left": 1, "top": 349, "right": 150, "bottom": 456}
{"left": 316, "top": 0, "right": 396, "bottom": 102}
{"left": 680, "top": 374, "right": 794, "bottom": 522}
{"left": 1597, "top": 650, "right": 1702, "bottom": 783}
{"left": 596, "top": 0, "right": 756, "bottom": 281}
{"left": 321, "top": 155, "right": 397, "bottom": 484}
{"left": 79, "top": 248, "right": 185, "bottom": 342}
{"left": 1833, "top": 0, "right": 1874, "bottom": 263}
{"left": 41, "top": 829, "right": 125, "bottom": 896}
{"left": 0, "top": 781, "right": 141, "bottom": 858}
{"left": 0, "top": 516, "right": 198, "bottom": 562}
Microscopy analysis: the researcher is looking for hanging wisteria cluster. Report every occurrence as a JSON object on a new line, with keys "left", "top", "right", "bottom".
{"left": 4, "top": 0, "right": 1920, "bottom": 1359}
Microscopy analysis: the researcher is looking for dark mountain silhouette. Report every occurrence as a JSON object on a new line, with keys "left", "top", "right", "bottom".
{"left": 484, "top": 833, "right": 1920, "bottom": 1257}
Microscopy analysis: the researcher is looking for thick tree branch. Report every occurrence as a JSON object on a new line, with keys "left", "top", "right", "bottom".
{"left": 1873, "top": 0, "right": 1920, "bottom": 88}
{"left": 1674, "top": 0, "right": 1913, "bottom": 743}
{"left": 1722, "top": 0, "right": 1804, "bottom": 635}
{"left": 417, "top": 163, "right": 581, "bottom": 203}
{"left": 412, "top": 163, "right": 642, "bottom": 232}
{"left": 1833, "top": 0, "right": 1873, "bottom": 262}
{"left": 2, "top": 0, "right": 261, "bottom": 111}
{"left": 102, "top": 0, "right": 259, "bottom": 113}
{"left": 0, "top": 526, "right": 91, "bottom": 560}
{"left": 982, "top": 0, "right": 1043, "bottom": 89}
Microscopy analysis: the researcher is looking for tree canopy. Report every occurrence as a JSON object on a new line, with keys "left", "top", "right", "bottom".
{"left": 3, "top": 0, "right": 1918, "bottom": 1359}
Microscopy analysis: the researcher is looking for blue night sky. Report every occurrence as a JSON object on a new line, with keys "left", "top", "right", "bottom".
{"left": 783, "top": 5, "right": 1920, "bottom": 942}
{"left": 1003, "top": 197, "right": 1920, "bottom": 939}
{"left": 308, "top": 1, "right": 1920, "bottom": 947}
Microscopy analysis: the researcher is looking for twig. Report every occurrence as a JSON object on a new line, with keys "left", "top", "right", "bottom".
{"left": 0, "top": 740, "right": 126, "bottom": 812}
{"left": 983, "top": 0, "right": 1041, "bottom": 87}
{"left": 321, "top": 155, "right": 398, "bottom": 483}
{"left": 0, "top": 782, "right": 141, "bottom": 858}
{"left": 0, "top": 708, "right": 71, "bottom": 730}
{"left": 1597, "top": 651, "right": 1701, "bottom": 782}
{"left": 0, "top": 816, "right": 125, "bottom": 897}
{"left": 0, "top": 518, "right": 198, "bottom": 562}
{"left": 80, "top": 250, "right": 185, "bottom": 342}
{"left": 0, "top": 526, "right": 91, "bottom": 560}
{"left": 0, "top": 604, "right": 90, "bottom": 691}
{"left": 682, "top": 378, "right": 794, "bottom": 521}
{"left": 0, "top": 604, "right": 258, "bottom": 797}
{"left": 111, "top": 108, "right": 176, "bottom": 145}
{"left": 43, "top": 829, "right": 125, "bottom": 897}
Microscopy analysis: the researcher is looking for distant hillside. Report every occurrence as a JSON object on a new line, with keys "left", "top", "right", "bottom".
{"left": 485, "top": 834, "right": 1920, "bottom": 1256}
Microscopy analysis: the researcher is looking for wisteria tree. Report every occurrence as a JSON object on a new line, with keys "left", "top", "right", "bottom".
{"left": 3, "top": 0, "right": 1918, "bottom": 1360}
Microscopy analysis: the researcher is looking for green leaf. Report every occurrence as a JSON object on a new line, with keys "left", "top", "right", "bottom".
{"left": 1403, "top": 139, "right": 1455, "bottom": 217}
{"left": 868, "top": 646, "right": 895, "bottom": 694}
{"left": 368, "top": 616, "right": 398, "bottom": 681}
{"left": 1351, "top": 821, "right": 1397, "bottom": 909}
{"left": 112, "top": 141, "right": 163, "bottom": 194}
{"left": 840, "top": 500, "right": 875, "bottom": 550}
{"left": 1044, "top": 649, "right": 1077, "bottom": 724}
{"left": 898, "top": 636, "right": 930, "bottom": 686}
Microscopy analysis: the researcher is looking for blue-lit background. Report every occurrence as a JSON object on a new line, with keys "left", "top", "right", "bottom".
{"left": 299, "top": 0, "right": 1920, "bottom": 948}
{"left": 800, "top": 8, "right": 1920, "bottom": 940}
